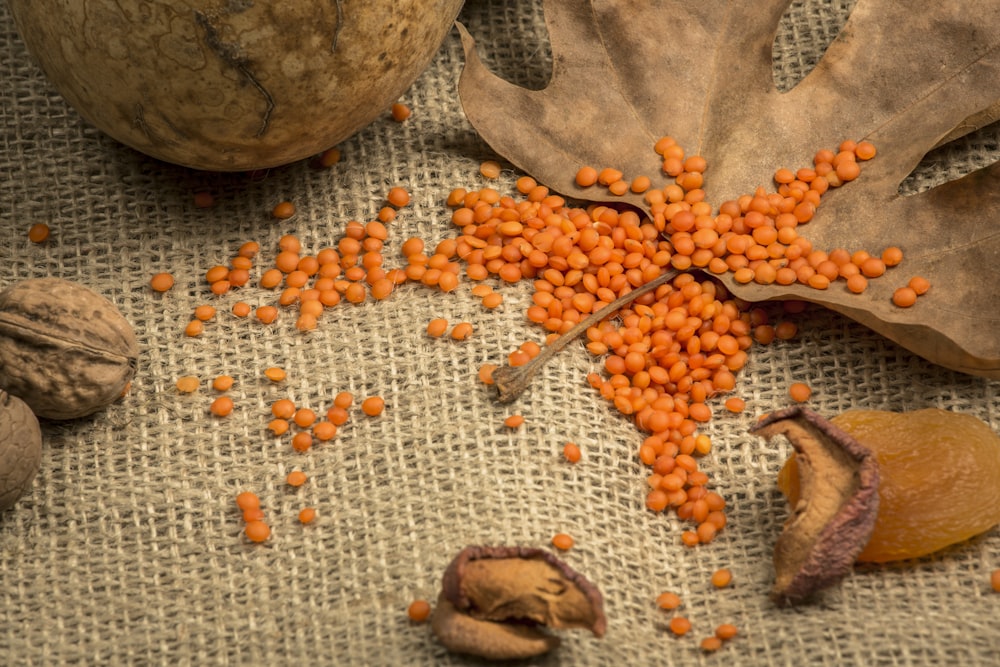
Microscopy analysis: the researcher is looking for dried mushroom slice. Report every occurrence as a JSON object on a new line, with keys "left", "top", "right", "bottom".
{"left": 432, "top": 545, "right": 606, "bottom": 660}
{"left": 751, "top": 407, "right": 880, "bottom": 604}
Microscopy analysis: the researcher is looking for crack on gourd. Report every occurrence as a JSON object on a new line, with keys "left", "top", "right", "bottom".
{"left": 331, "top": 0, "right": 344, "bottom": 53}
{"left": 194, "top": 10, "right": 274, "bottom": 138}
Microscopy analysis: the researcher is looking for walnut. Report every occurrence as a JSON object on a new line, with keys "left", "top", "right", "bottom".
{"left": 0, "top": 389, "right": 42, "bottom": 512}
{"left": 0, "top": 278, "right": 139, "bottom": 420}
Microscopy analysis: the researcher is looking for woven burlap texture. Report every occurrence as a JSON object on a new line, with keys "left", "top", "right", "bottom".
{"left": 2, "top": 0, "right": 999, "bottom": 665}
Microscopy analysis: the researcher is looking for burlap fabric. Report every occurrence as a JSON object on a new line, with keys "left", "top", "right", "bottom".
{"left": 2, "top": 1, "right": 999, "bottom": 665}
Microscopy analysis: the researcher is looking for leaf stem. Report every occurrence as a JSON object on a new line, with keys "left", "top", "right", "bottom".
{"left": 492, "top": 268, "right": 681, "bottom": 403}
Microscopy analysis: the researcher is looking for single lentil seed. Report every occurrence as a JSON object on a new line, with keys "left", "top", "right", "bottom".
{"left": 264, "top": 367, "right": 287, "bottom": 382}
{"left": 789, "top": 382, "right": 812, "bottom": 402}
{"left": 563, "top": 442, "right": 582, "bottom": 463}
{"left": 150, "top": 272, "right": 175, "bottom": 292}
{"left": 176, "top": 376, "right": 199, "bottom": 393}
{"left": 669, "top": 617, "right": 692, "bottom": 636}
{"left": 700, "top": 636, "right": 723, "bottom": 652}
{"left": 272, "top": 201, "right": 296, "bottom": 219}
{"left": 504, "top": 414, "right": 525, "bottom": 428}
{"left": 450, "top": 322, "right": 474, "bottom": 340}
{"left": 656, "top": 592, "right": 682, "bottom": 610}
{"left": 210, "top": 396, "right": 234, "bottom": 417}
{"left": 286, "top": 470, "right": 308, "bottom": 487}
{"left": 244, "top": 520, "right": 271, "bottom": 543}
{"left": 361, "top": 396, "right": 385, "bottom": 416}
{"left": 551, "top": 533, "right": 575, "bottom": 550}
{"left": 298, "top": 507, "right": 317, "bottom": 524}
{"left": 390, "top": 102, "right": 412, "bottom": 122}
{"left": 235, "top": 491, "right": 260, "bottom": 511}
{"left": 212, "top": 375, "right": 234, "bottom": 391}
{"left": 711, "top": 568, "right": 733, "bottom": 588}
{"left": 407, "top": 599, "right": 432, "bottom": 623}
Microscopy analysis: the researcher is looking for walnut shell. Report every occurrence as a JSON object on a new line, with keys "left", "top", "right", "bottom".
{"left": 0, "top": 278, "right": 139, "bottom": 420}
{"left": 0, "top": 389, "right": 42, "bottom": 512}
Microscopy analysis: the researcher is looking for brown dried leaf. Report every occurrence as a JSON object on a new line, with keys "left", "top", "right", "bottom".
{"left": 458, "top": 0, "right": 1000, "bottom": 377}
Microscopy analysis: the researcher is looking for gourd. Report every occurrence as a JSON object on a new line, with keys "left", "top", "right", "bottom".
{"left": 8, "top": 0, "right": 465, "bottom": 171}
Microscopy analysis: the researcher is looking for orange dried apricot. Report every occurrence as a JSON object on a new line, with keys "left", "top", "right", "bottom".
{"left": 778, "top": 408, "right": 1000, "bottom": 563}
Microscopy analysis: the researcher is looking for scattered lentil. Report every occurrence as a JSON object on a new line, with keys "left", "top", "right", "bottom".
{"left": 361, "top": 396, "right": 385, "bottom": 416}
{"left": 563, "top": 442, "right": 582, "bottom": 463}
{"left": 407, "top": 599, "right": 432, "bottom": 623}
{"left": 298, "top": 507, "right": 317, "bottom": 524}
{"left": 391, "top": 102, "right": 412, "bottom": 122}
{"left": 210, "top": 396, "right": 234, "bottom": 417}
{"left": 212, "top": 375, "right": 234, "bottom": 391}
{"left": 789, "top": 382, "right": 812, "bottom": 402}
{"left": 264, "top": 367, "right": 287, "bottom": 382}
{"left": 710, "top": 568, "right": 733, "bottom": 588}
{"left": 700, "top": 636, "right": 723, "bottom": 652}
{"left": 715, "top": 623, "right": 739, "bottom": 640}
{"left": 551, "top": 533, "right": 575, "bottom": 550}
{"left": 669, "top": 616, "right": 692, "bottom": 636}
{"left": 286, "top": 470, "right": 308, "bottom": 487}
{"left": 656, "top": 592, "right": 682, "bottom": 610}
{"left": 272, "top": 201, "right": 296, "bottom": 219}
{"left": 176, "top": 376, "right": 199, "bottom": 393}
{"left": 503, "top": 414, "right": 524, "bottom": 428}
{"left": 150, "top": 272, "right": 175, "bottom": 292}
{"left": 244, "top": 520, "right": 271, "bottom": 543}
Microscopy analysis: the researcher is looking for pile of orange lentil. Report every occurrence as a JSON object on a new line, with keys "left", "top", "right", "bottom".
{"left": 164, "top": 136, "right": 921, "bottom": 556}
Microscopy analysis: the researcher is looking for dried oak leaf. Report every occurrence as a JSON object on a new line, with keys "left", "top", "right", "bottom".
{"left": 458, "top": 0, "right": 1000, "bottom": 378}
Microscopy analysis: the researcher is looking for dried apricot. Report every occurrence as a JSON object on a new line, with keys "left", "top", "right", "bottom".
{"left": 778, "top": 408, "right": 1000, "bottom": 563}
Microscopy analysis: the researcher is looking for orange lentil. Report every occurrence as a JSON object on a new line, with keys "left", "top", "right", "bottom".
{"left": 242, "top": 508, "right": 265, "bottom": 522}
{"left": 716, "top": 623, "right": 739, "bottom": 640}
{"left": 291, "top": 432, "right": 313, "bottom": 452}
{"left": 150, "top": 272, "right": 175, "bottom": 292}
{"left": 892, "top": 286, "right": 918, "bottom": 308}
{"left": 264, "top": 367, "right": 287, "bottom": 382}
{"left": 298, "top": 507, "right": 318, "bottom": 524}
{"left": 669, "top": 617, "right": 692, "bottom": 636}
{"left": 908, "top": 275, "right": 931, "bottom": 295}
{"left": 318, "top": 146, "right": 341, "bottom": 167}
{"left": 210, "top": 396, "right": 234, "bottom": 417}
{"left": 479, "top": 160, "right": 502, "bottom": 179}
{"left": 724, "top": 397, "right": 746, "bottom": 413}
{"left": 244, "top": 520, "right": 271, "bottom": 543}
{"left": 361, "top": 396, "right": 385, "bottom": 417}
{"left": 176, "top": 376, "right": 199, "bottom": 393}
{"left": 503, "top": 414, "right": 524, "bottom": 428}
{"left": 271, "top": 398, "right": 296, "bottom": 419}
{"left": 551, "top": 533, "right": 575, "bottom": 550}
{"left": 205, "top": 265, "right": 229, "bottom": 284}
{"left": 482, "top": 292, "right": 504, "bottom": 309}
{"left": 656, "top": 592, "right": 682, "bottom": 610}
{"left": 333, "top": 391, "right": 354, "bottom": 409}
{"left": 184, "top": 320, "right": 204, "bottom": 337}
{"left": 700, "top": 636, "right": 724, "bottom": 652}
{"left": 390, "top": 102, "right": 411, "bottom": 122}
{"left": 255, "top": 305, "right": 278, "bottom": 324}
{"left": 267, "top": 419, "right": 290, "bottom": 436}
{"left": 563, "top": 442, "right": 582, "bottom": 463}
{"left": 575, "top": 166, "right": 599, "bottom": 187}
{"left": 711, "top": 568, "right": 733, "bottom": 588}
{"left": 212, "top": 375, "right": 234, "bottom": 391}
{"left": 272, "top": 201, "right": 296, "bottom": 219}
{"left": 293, "top": 408, "right": 317, "bottom": 428}
{"left": 450, "top": 322, "right": 474, "bottom": 340}
{"left": 881, "top": 246, "right": 903, "bottom": 266}
{"left": 326, "top": 406, "right": 349, "bottom": 426}
{"left": 478, "top": 364, "right": 497, "bottom": 385}
{"left": 387, "top": 186, "right": 411, "bottom": 208}
{"left": 425, "top": 318, "right": 448, "bottom": 337}
{"left": 232, "top": 301, "right": 252, "bottom": 317}
{"left": 855, "top": 140, "right": 877, "bottom": 160}
{"left": 407, "top": 599, "right": 432, "bottom": 623}
{"left": 991, "top": 569, "right": 1000, "bottom": 593}
{"left": 789, "top": 382, "right": 812, "bottom": 402}
{"left": 312, "top": 421, "right": 337, "bottom": 441}
{"left": 846, "top": 274, "right": 868, "bottom": 294}
{"left": 235, "top": 491, "right": 260, "bottom": 512}
{"left": 286, "top": 470, "right": 308, "bottom": 487}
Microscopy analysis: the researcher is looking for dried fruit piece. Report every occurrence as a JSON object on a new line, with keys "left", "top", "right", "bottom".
{"left": 751, "top": 407, "right": 880, "bottom": 604}
{"left": 0, "top": 389, "right": 42, "bottom": 512}
{"left": 826, "top": 409, "right": 1000, "bottom": 562}
{"left": 0, "top": 278, "right": 139, "bottom": 420}
{"left": 431, "top": 545, "right": 605, "bottom": 660}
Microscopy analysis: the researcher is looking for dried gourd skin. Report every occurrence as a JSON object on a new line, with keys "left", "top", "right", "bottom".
{"left": 779, "top": 408, "right": 1000, "bottom": 563}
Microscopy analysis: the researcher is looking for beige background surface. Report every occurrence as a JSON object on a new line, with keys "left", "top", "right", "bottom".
{"left": 2, "top": 0, "right": 999, "bottom": 665}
